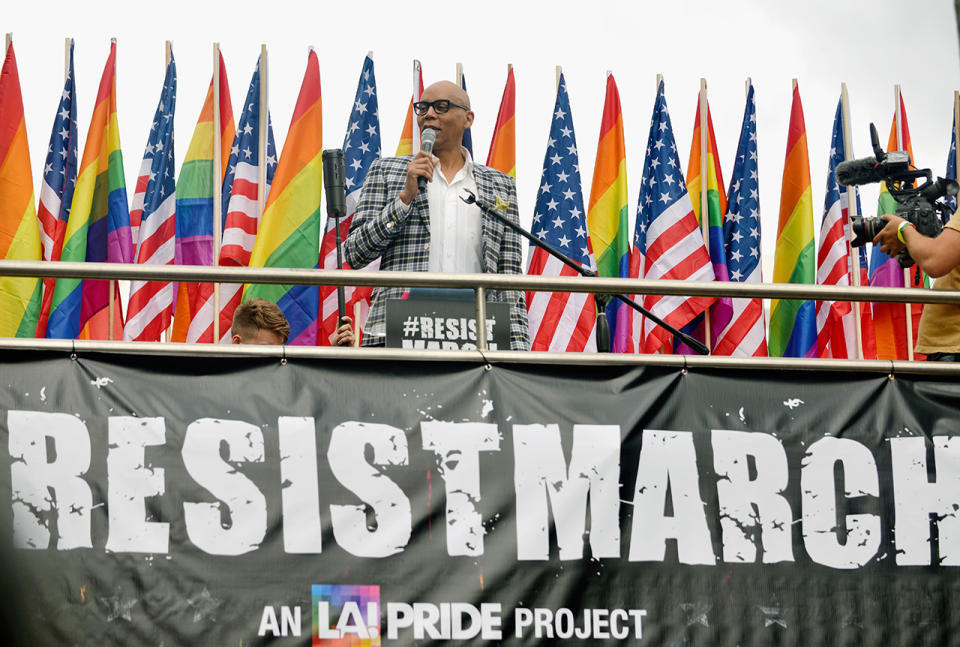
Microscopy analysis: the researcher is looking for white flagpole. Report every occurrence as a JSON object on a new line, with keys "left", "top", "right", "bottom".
{"left": 412, "top": 59, "right": 422, "bottom": 154}
{"left": 699, "top": 78, "right": 712, "bottom": 352}
{"left": 894, "top": 84, "right": 915, "bottom": 361}
{"left": 840, "top": 82, "right": 864, "bottom": 360}
{"left": 212, "top": 42, "right": 222, "bottom": 343}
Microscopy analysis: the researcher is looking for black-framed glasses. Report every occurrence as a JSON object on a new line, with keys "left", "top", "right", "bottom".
{"left": 413, "top": 99, "right": 470, "bottom": 116}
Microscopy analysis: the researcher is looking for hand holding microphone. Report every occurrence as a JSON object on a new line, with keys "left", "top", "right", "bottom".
{"left": 400, "top": 128, "right": 438, "bottom": 204}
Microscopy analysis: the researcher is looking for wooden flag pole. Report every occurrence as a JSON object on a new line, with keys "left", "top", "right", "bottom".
{"left": 4, "top": 33, "right": 10, "bottom": 56}
{"left": 840, "top": 82, "right": 865, "bottom": 360}
{"left": 555, "top": 65, "right": 562, "bottom": 92}
{"left": 455, "top": 61, "right": 463, "bottom": 88}
{"left": 699, "top": 78, "right": 712, "bottom": 352}
{"left": 212, "top": 42, "right": 222, "bottom": 343}
{"left": 655, "top": 74, "right": 664, "bottom": 354}
{"left": 64, "top": 38, "right": 71, "bottom": 79}
{"left": 109, "top": 37, "right": 118, "bottom": 341}
{"left": 893, "top": 84, "right": 915, "bottom": 360}
{"left": 256, "top": 45, "right": 268, "bottom": 238}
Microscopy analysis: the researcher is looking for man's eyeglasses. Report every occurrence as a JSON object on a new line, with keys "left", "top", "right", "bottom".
{"left": 413, "top": 99, "right": 470, "bottom": 116}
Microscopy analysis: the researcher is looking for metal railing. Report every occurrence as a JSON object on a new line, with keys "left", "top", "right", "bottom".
{"left": 1, "top": 259, "right": 959, "bottom": 375}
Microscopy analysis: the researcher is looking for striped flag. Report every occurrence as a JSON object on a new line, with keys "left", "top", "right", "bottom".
{"left": 526, "top": 72, "right": 597, "bottom": 352}
{"left": 587, "top": 73, "right": 631, "bottom": 351}
{"left": 395, "top": 61, "right": 423, "bottom": 156}
{"left": 769, "top": 82, "right": 816, "bottom": 358}
{"left": 486, "top": 66, "right": 516, "bottom": 179}
{"left": 632, "top": 79, "right": 715, "bottom": 353}
{"left": 868, "top": 95, "right": 924, "bottom": 360}
{"left": 0, "top": 42, "right": 43, "bottom": 338}
{"left": 714, "top": 84, "right": 767, "bottom": 356}
{"left": 245, "top": 49, "right": 323, "bottom": 345}
{"left": 35, "top": 40, "right": 78, "bottom": 337}
{"left": 683, "top": 90, "right": 733, "bottom": 353}
{"left": 459, "top": 69, "right": 473, "bottom": 156}
{"left": 47, "top": 41, "right": 130, "bottom": 340}
{"left": 814, "top": 99, "right": 858, "bottom": 358}
{"left": 124, "top": 54, "right": 177, "bottom": 342}
{"left": 319, "top": 54, "right": 381, "bottom": 346}
{"left": 171, "top": 52, "right": 240, "bottom": 343}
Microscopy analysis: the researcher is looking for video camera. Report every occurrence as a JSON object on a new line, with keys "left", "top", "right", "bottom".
{"left": 836, "top": 123, "right": 958, "bottom": 268}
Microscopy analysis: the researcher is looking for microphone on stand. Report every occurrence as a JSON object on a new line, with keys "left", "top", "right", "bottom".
{"left": 417, "top": 128, "right": 437, "bottom": 195}
{"left": 322, "top": 149, "right": 348, "bottom": 325}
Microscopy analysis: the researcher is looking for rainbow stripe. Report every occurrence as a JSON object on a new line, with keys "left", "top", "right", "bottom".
{"left": 170, "top": 53, "right": 236, "bottom": 342}
{"left": 47, "top": 42, "right": 130, "bottom": 340}
{"left": 684, "top": 93, "right": 732, "bottom": 352}
{"left": 486, "top": 67, "right": 516, "bottom": 178}
{"left": 245, "top": 49, "right": 323, "bottom": 345}
{"left": 0, "top": 43, "right": 42, "bottom": 337}
{"left": 586, "top": 74, "right": 630, "bottom": 351}
{"left": 868, "top": 95, "right": 922, "bottom": 360}
{"left": 769, "top": 83, "right": 816, "bottom": 358}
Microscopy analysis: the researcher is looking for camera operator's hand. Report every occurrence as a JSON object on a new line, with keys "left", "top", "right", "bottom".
{"left": 873, "top": 214, "right": 907, "bottom": 257}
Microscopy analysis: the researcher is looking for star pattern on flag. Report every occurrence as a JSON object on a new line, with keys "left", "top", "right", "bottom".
{"left": 138, "top": 59, "right": 177, "bottom": 219}
{"left": 530, "top": 78, "right": 591, "bottom": 264}
{"left": 343, "top": 58, "right": 381, "bottom": 192}
{"left": 635, "top": 88, "right": 685, "bottom": 254}
{"left": 221, "top": 62, "right": 277, "bottom": 219}
{"left": 723, "top": 92, "right": 761, "bottom": 282}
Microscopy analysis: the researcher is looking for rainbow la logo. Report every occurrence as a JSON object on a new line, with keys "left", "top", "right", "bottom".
{"left": 312, "top": 584, "right": 381, "bottom": 646}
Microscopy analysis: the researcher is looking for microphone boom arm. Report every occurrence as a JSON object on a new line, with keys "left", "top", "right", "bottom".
{"left": 460, "top": 189, "right": 709, "bottom": 355}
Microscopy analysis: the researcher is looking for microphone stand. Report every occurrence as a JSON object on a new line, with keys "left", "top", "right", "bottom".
{"left": 460, "top": 189, "right": 709, "bottom": 355}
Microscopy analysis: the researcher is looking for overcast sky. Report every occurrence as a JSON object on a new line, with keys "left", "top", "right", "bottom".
{"left": 6, "top": 0, "right": 960, "bottom": 270}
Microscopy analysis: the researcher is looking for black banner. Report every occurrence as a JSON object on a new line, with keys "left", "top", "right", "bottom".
{"left": 1, "top": 350, "right": 959, "bottom": 645}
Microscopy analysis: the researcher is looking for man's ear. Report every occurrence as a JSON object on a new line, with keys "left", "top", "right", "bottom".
{"left": 464, "top": 110, "right": 475, "bottom": 130}
{"left": 231, "top": 334, "right": 243, "bottom": 345}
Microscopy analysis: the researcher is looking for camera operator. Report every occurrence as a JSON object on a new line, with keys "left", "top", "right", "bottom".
{"left": 874, "top": 211, "right": 960, "bottom": 361}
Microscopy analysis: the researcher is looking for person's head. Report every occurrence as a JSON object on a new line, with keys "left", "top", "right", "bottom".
{"left": 231, "top": 298, "right": 290, "bottom": 345}
{"left": 415, "top": 81, "right": 474, "bottom": 155}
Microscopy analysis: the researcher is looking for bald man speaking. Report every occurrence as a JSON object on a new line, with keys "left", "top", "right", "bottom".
{"left": 344, "top": 80, "right": 530, "bottom": 350}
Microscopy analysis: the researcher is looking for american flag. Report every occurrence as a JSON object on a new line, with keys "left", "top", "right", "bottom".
{"left": 187, "top": 59, "right": 277, "bottom": 343}
{"left": 814, "top": 98, "right": 858, "bottom": 358}
{"left": 35, "top": 40, "right": 78, "bottom": 336}
{"left": 713, "top": 83, "right": 767, "bottom": 356}
{"left": 526, "top": 73, "right": 597, "bottom": 352}
{"left": 947, "top": 110, "right": 957, "bottom": 216}
{"left": 632, "top": 80, "right": 715, "bottom": 354}
{"left": 124, "top": 55, "right": 177, "bottom": 342}
{"left": 318, "top": 54, "right": 381, "bottom": 345}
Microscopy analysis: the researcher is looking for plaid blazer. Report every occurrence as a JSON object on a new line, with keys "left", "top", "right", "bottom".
{"left": 344, "top": 155, "right": 530, "bottom": 350}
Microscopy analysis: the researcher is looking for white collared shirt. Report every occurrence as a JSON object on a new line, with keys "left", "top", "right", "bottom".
{"left": 426, "top": 149, "right": 483, "bottom": 273}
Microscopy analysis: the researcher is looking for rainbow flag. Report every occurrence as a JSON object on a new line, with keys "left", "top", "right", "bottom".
{"left": 170, "top": 52, "right": 236, "bottom": 343}
{"left": 245, "top": 49, "right": 323, "bottom": 345}
{"left": 684, "top": 92, "right": 733, "bottom": 353}
{"left": 0, "top": 43, "right": 42, "bottom": 337}
{"left": 769, "top": 82, "right": 816, "bottom": 358}
{"left": 586, "top": 73, "right": 630, "bottom": 351}
{"left": 868, "top": 94, "right": 924, "bottom": 360}
{"left": 486, "top": 66, "right": 516, "bottom": 178}
{"left": 395, "top": 61, "right": 423, "bottom": 156}
{"left": 47, "top": 41, "right": 130, "bottom": 340}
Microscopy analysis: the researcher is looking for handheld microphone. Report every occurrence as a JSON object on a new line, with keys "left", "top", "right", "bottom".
{"left": 417, "top": 129, "right": 437, "bottom": 195}
{"left": 321, "top": 148, "right": 348, "bottom": 325}
{"left": 322, "top": 149, "right": 347, "bottom": 217}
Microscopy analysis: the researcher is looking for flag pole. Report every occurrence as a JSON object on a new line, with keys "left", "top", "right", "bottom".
{"left": 4, "top": 33, "right": 10, "bottom": 56}
{"left": 455, "top": 61, "right": 463, "bottom": 88}
{"left": 109, "top": 37, "right": 118, "bottom": 341}
{"left": 655, "top": 74, "right": 664, "bottom": 353}
{"left": 840, "top": 82, "right": 864, "bottom": 360}
{"left": 212, "top": 42, "right": 222, "bottom": 343}
{"left": 894, "top": 84, "right": 915, "bottom": 360}
{"left": 64, "top": 38, "right": 71, "bottom": 79}
{"left": 555, "top": 65, "right": 562, "bottom": 91}
{"left": 256, "top": 44, "right": 268, "bottom": 241}
{"left": 412, "top": 59, "right": 422, "bottom": 154}
{"left": 699, "top": 78, "right": 712, "bottom": 352}
{"left": 955, "top": 90, "right": 959, "bottom": 195}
